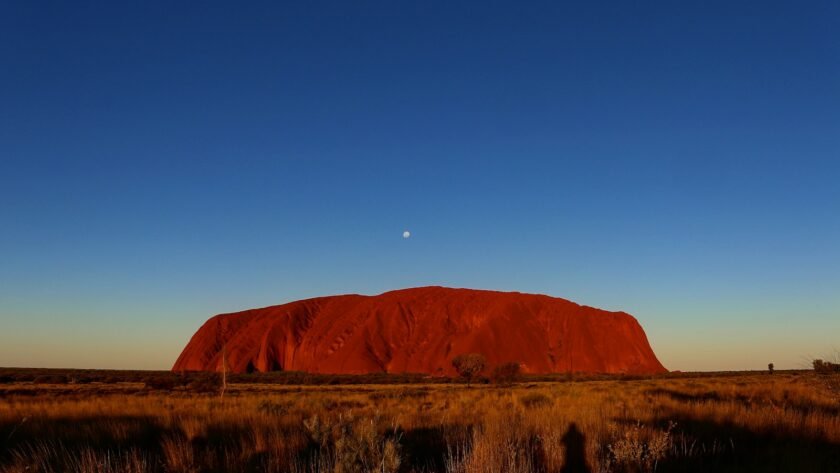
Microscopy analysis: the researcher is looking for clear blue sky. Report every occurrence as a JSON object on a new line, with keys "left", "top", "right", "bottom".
{"left": 1, "top": 1, "right": 838, "bottom": 371}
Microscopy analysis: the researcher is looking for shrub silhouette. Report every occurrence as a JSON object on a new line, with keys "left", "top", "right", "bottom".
{"left": 491, "top": 362, "right": 521, "bottom": 384}
{"left": 451, "top": 353, "right": 486, "bottom": 384}
{"left": 144, "top": 376, "right": 182, "bottom": 391}
{"left": 186, "top": 373, "right": 223, "bottom": 393}
{"left": 32, "top": 374, "right": 68, "bottom": 384}
{"left": 813, "top": 359, "right": 840, "bottom": 374}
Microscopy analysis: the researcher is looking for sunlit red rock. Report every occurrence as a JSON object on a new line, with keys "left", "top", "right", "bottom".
{"left": 173, "top": 286, "right": 666, "bottom": 375}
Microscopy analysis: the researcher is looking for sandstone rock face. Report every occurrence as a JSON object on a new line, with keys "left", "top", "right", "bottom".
{"left": 173, "top": 286, "right": 666, "bottom": 375}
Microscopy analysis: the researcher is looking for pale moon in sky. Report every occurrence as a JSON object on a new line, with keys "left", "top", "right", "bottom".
{"left": 402, "top": 230, "right": 411, "bottom": 239}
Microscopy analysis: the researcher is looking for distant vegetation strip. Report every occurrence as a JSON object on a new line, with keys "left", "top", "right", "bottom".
{"left": 0, "top": 367, "right": 815, "bottom": 389}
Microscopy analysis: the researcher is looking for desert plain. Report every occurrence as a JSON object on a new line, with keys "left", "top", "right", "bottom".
{"left": 1, "top": 368, "right": 838, "bottom": 473}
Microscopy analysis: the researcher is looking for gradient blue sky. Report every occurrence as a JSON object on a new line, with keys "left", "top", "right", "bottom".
{"left": 1, "top": 1, "right": 838, "bottom": 371}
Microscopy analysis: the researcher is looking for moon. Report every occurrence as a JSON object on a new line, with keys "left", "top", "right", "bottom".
{"left": 402, "top": 230, "right": 411, "bottom": 239}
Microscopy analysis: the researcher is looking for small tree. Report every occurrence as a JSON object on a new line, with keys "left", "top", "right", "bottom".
{"left": 220, "top": 344, "right": 228, "bottom": 400}
{"left": 452, "top": 353, "right": 486, "bottom": 384}
{"left": 491, "top": 362, "right": 521, "bottom": 384}
{"left": 768, "top": 363, "right": 774, "bottom": 375}
{"left": 215, "top": 317, "right": 229, "bottom": 400}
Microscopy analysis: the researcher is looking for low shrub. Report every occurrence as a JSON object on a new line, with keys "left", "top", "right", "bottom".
{"left": 186, "top": 374, "right": 223, "bottom": 393}
{"left": 143, "top": 376, "right": 183, "bottom": 391}
{"left": 32, "top": 374, "right": 69, "bottom": 384}
{"left": 813, "top": 359, "right": 840, "bottom": 374}
{"left": 519, "top": 392, "right": 552, "bottom": 408}
{"left": 491, "top": 362, "right": 521, "bottom": 384}
{"left": 303, "top": 414, "right": 401, "bottom": 473}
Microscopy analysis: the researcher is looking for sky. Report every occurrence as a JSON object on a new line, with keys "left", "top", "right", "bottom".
{"left": 1, "top": 1, "right": 838, "bottom": 372}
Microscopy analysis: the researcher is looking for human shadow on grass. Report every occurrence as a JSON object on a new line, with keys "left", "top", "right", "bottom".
{"left": 560, "top": 422, "right": 592, "bottom": 473}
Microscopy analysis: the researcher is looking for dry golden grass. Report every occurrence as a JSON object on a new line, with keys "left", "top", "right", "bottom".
{"left": 1, "top": 373, "right": 838, "bottom": 472}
